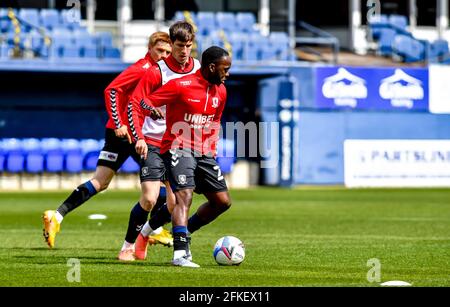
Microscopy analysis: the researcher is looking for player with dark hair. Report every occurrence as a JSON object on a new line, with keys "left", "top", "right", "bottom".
{"left": 42, "top": 32, "right": 172, "bottom": 249}
{"left": 117, "top": 21, "right": 201, "bottom": 261}
{"left": 139, "top": 46, "right": 232, "bottom": 267}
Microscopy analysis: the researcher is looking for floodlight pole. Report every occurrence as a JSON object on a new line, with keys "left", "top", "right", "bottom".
{"left": 86, "top": 0, "right": 96, "bottom": 33}
{"left": 259, "top": 0, "right": 270, "bottom": 36}
{"left": 118, "top": 0, "right": 132, "bottom": 51}
{"left": 155, "top": 0, "right": 165, "bottom": 30}
{"left": 437, "top": 0, "right": 449, "bottom": 40}
{"left": 288, "top": 0, "right": 296, "bottom": 48}
{"left": 409, "top": 0, "right": 417, "bottom": 30}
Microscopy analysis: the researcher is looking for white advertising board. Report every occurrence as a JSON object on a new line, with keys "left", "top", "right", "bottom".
{"left": 344, "top": 140, "right": 450, "bottom": 187}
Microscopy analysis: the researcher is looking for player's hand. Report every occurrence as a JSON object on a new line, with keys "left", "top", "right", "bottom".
{"left": 115, "top": 126, "right": 132, "bottom": 144}
{"left": 150, "top": 108, "right": 164, "bottom": 120}
{"left": 135, "top": 139, "right": 148, "bottom": 160}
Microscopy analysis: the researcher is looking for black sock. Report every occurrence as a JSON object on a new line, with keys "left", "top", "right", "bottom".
{"left": 173, "top": 226, "right": 188, "bottom": 254}
{"left": 149, "top": 203, "right": 172, "bottom": 230}
{"left": 187, "top": 213, "right": 209, "bottom": 234}
{"left": 56, "top": 181, "right": 97, "bottom": 217}
{"left": 124, "top": 203, "right": 149, "bottom": 243}
{"left": 150, "top": 193, "right": 166, "bottom": 219}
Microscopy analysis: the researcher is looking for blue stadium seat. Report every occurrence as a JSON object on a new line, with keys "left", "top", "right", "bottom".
{"left": 61, "top": 45, "right": 81, "bottom": 58}
{"left": 18, "top": 8, "right": 40, "bottom": 30}
{"left": 41, "top": 138, "right": 64, "bottom": 173}
{"left": 60, "top": 9, "right": 81, "bottom": 30}
{"left": 368, "top": 14, "right": 388, "bottom": 41}
{"left": 260, "top": 44, "right": 278, "bottom": 61}
{"left": 97, "top": 31, "right": 113, "bottom": 49}
{"left": 120, "top": 156, "right": 140, "bottom": 173}
{"left": 83, "top": 150, "right": 100, "bottom": 171}
{"left": 174, "top": 11, "right": 197, "bottom": 24}
{"left": 41, "top": 138, "right": 61, "bottom": 153}
{"left": 430, "top": 39, "right": 449, "bottom": 62}
{"left": 389, "top": 14, "right": 408, "bottom": 31}
{"left": 21, "top": 138, "right": 44, "bottom": 173}
{"left": 103, "top": 47, "right": 121, "bottom": 59}
{"left": 61, "top": 139, "right": 83, "bottom": 173}
{"left": 80, "top": 138, "right": 101, "bottom": 154}
{"left": 0, "top": 151, "right": 5, "bottom": 172}
{"left": 216, "top": 139, "right": 235, "bottom": 174}
{"left": 40, "top": 9, "right": 60, "bottom": 30}
{"left": 236, "top": 12, "right": 256, "bottom": 33}
{"left": 393, "top": 35, "right": 426, "bottom": 63}
{"left": 197, "top": 12, "right": 216, "bottom": 36}
{"left": 0, "top": 8, "right": 11, "bottom": 33}
{"left": 216, "top": 12, "right": 237, "bottom": 33}
{"left": 0, "top": 43, "right": 9, "bottom": 59}
{"left": 378, "top": 28, "right": 396, "bottom": 56}
{"left": 5, "top": 150, "right": 25, "bottom": 173}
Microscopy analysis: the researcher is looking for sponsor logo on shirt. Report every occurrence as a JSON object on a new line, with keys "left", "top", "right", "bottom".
{"left": 184, "top": 113, "right": 215, "bottom": 129}
{"left": 180, "top": 80, "right": 192, "bottom": 86}
{"left": 188, "top": 98, "right": 201, "bottom": 103}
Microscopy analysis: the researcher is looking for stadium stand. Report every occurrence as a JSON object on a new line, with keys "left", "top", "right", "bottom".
{"left": 173, "top": 11, "right": 297, "bottom": 62}
{"left": 0, "top": 8, "right": 121, "bottom": 61}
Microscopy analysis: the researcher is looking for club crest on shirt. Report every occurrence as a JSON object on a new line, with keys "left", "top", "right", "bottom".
{"left": 212, "top": 97, "right": 219, "bottom": 108}
{"left": 178, "top": 174, "right": 187, "bottom": 185}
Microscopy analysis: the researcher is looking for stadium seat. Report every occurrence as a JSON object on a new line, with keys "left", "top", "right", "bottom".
{"left": 430, "top": 39, "right": 449, "bottom": 62}
{"left": 61, "top": 139, "right": 81, "bottom": 153}
{"left": 216, "top": 12, "right": 237, "bottom": 33}
{"left": 196, "top": 12, "right": 216, "bottom": 36}
{"left": 5, "top": 150, "right": 25, "bottom": 173}
{"left": 60, "top": 9, "right": 81, "bottom": 30}
{"left": 83, "top": 151, "right": 99, "bottom": 171}
{"left": 236, "top": 12, "right": 256, "bottom": 33}
{"left": 80, "top": 138, "right": 101, "bottom": 154}
{"left": 389, "top": 14, "right": 408, "bottom": 31}
{"left": 41, "top": 138, "right": 61, "bottom": 153}
{"left": 18, "top": 8, "right": 40, "bottom": 30}
{"left": 0, "top": 8, "right": 11, "bottom": 33}
{"left": 62, "top": 45, "right": 81, "bottom": 58}
{"left": 0, "top": 150, "right": 5, "bottom": 172}
{"left": 378, "top": 28, "right": 396, "bottom": 56}
{"left": 0, "top": 43, "right": 9, "bottom": 59}
{"left": 41, "top": 138, "right": 64, "bottom": 172}
{"left": 216, "top": 139, "right": 235, "bottom": 174}
{"left": 368, "top": 14, "right": 389, "bottom": 41}
{"left": 103, "top": 47, "right": 121, "bottom": 59}
{"left": 120, "top": 156, "right": 140, "bottom": 173}
{"left": 40, "top": 9, "right": 60, "bottom": 30}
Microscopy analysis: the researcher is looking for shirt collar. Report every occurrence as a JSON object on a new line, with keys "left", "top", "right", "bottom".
{"left": 165, "top": 55, "right": 194, "bottom": 73}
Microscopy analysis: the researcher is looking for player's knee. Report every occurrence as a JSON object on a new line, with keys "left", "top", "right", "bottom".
{"left": 140, "top": 197, "right": 156, "bottom": 211}
{"left": 218, "top": 197, "right": 232, "bottom": 212}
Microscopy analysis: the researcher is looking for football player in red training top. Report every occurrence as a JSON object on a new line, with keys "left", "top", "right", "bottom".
{"left": 139, "top": 46, "right": 232, "bottom": 267}
{"left": 117, "top": 21, "right": 201, "bottom": 261}
{"left": 42, "top": 32, "right": 171, "bottom": 249}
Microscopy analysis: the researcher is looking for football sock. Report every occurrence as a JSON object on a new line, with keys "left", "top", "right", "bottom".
{"left": 173, "top": 226, "right": 188, "bottom": 259}
{"left": 150, "top": 186, "right": 167, "bottom": 219}
{"left": 148, "top": 203, "right": 171, "bottom": 231}
{"left": 121, "top": 241, "right": 134, "bottom": 251}
{"left": 56, "top": 181, "right": 98, "bottom": 218}
{"left": 55, "top": 211, "right": 64, "bottom": 224}
{"left": 187, "top": 213, "right": 209, "bottom": 234}
{"left": 125, "top": 203, "right": 149, "bottom": 244}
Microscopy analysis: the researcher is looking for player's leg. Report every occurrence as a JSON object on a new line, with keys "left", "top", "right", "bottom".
{"left": 119, "top": 143, "right": 164, "bottom": 260}
{"left": 163, "top": 148, "right": 199, "bottom": 267}
{"left": 142, "top": 182, "right": 175, "bottom": 247}
{"left": 118, "top": 180, "right": 160, "bottom": 261}
{"left": 43, "top": 129, "right": 128, "bottom": 248}
{"left": 186, "top": 156, "right": 231, "bottom": 251}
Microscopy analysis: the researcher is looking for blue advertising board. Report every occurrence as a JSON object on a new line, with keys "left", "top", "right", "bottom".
{"left": 315, "top": 66, "right": 429, "bottom": 111}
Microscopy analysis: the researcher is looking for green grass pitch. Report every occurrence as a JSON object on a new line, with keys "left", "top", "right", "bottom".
{"left": 0, "top": 187, "right": 449, "bottom": 287}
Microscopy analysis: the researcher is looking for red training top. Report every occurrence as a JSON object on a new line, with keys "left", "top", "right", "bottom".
{"left": 103, "top": 52, "right": 155, "bottom": 130}
{"left": 140, "top": 70, "right": 227, "bottom": 156}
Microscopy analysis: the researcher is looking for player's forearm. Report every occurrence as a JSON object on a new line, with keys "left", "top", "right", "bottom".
{"left": 127, "top": 101, "right": 145, "bottom": 142}
{"left": 105, "top": 87, "right": 124, "bottom": 129}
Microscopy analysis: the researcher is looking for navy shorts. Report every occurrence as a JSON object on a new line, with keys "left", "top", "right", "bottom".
{"left": 97, "top": 128, "right": 140, "bottom": 172}
{"left": 163, "top": 148, "right": 228, "bottom": 193}
{"left": 139, "top": 143, "right": 167, "bottom": 183}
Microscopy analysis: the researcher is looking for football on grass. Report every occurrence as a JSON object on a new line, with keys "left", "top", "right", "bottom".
{"left": 213, "top": 236, "right": 245, "bottom": 265}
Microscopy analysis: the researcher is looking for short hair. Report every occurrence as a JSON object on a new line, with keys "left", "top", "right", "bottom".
{"left": 201, "top": 46, "right": 229, "bottom": 66}
{"left": 169, "top": 21, "right": 195, "bottom": 43}
{"left": 148, "top": 31, "right": 170, "bottom": 50}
